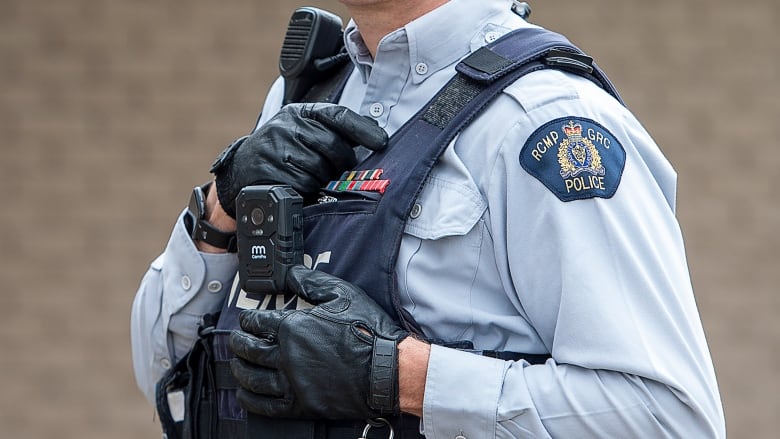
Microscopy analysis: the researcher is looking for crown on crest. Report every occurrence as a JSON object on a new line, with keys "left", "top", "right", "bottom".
{"left": 563, "top": 121, "right": 582, "bottom": 137}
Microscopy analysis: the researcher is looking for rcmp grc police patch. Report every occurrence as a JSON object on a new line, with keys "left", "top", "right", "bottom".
{"left": 520, "top": 117, "right": 626, "bottom": 202}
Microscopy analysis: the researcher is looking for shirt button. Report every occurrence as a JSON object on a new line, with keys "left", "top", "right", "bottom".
{"left": 485, "top": 31, "right": 501, "bottom": 43}
{"left": 410, "top": 203, "right": 422, "bottom": 219}
{"left": 415, "top": 62, "right": 429, "bottom": 75}
{"left": 369, "top": 102, "right": 384, "bottom": 117}
{"left": 207, "top": 280, "right": 223, "bottom": 293}
{"left": 455, "top": 436, "right": 467, "bottom": 439}
{"left": 181, "top": 275, "right": 191, "bottom": 291}
{"left": 161, "top": 358, "right": 171, "bottom": 370}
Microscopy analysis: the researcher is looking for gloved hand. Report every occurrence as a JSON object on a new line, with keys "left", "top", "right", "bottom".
{"left": 229, "top": 265, "right": 409, "bottom": 419}
{"left": 210, "top": 103, "right": 388, "bottom": 217}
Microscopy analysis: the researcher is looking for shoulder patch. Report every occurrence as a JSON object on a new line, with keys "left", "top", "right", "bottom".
{"left": 519, "top": 117, "right": 625, "bottom": 201}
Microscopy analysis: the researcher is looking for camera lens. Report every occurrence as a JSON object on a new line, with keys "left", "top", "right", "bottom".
{"left": 250, "top": 207, "right": 265, "bottom": 226}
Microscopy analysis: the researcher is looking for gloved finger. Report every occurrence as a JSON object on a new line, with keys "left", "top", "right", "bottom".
{"left": 230, "top": 358, "right": 288, "bottom": 397}
{"left": 236, "top": 388, "right": 294, "bottom": 418}
{"left": 303, "top": 103, "right": 388, "bottom": 152}
{"left": 270, "top": 168, "right": 324, "bottom": 197}
{"left": 251, "top": 110, "right": 353, "bottom": 178}
{"left": 285, "top": 265, "right": 351, "bottom": 308}
{"left": 238, "top": 309, "right": 288, "bottom": 336}
{"left": 291, "top": 120, "right": 359, "bottom": 173}
{"left": 229, "top": 329, "right": 280, "bottom": 368}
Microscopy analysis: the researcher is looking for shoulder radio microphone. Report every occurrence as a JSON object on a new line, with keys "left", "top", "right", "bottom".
{"left": 279, "top": 7, "right": 345, "bottom": 105}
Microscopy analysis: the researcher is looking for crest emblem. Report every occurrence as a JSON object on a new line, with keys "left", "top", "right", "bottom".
{"left": 519, "top": 116, "right": 626, "bottom": 202}
{"left": 557, "top": 121, "right": 605, "bottom": 178}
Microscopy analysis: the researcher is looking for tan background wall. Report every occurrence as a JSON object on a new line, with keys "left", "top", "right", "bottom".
{"left": 0, "top": 0, "right": 776, "bottom": 437}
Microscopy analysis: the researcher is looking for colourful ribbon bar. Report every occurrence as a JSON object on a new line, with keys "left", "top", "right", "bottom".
{"left": 325, "top": 179, "right": 391, "bottom": 194}
{"left": 339, "top": 169, "right": 384, "bottom": 181}
{"left": 358, "top": 179, "right": 390, "bottom": 193}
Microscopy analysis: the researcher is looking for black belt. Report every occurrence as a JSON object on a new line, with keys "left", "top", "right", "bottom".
{"left": 467, "top": 349, "right": 550, "bottom": 364}
{"left": 219, "top": 414, "right": 424, "bottom": 439}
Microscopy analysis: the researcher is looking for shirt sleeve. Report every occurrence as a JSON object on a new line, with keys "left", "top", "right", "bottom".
{"left": 130, "top": 209, "right": 237, "bottom": 404}
{"left": 131, "top": 77, "right": 284, "bottom": 405}
{"left": 421, "top": 82, "right": 724, "bottom": 438}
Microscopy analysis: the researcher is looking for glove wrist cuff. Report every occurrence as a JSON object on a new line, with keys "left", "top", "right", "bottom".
{"left": 213, "top": 172, "right": 238, "bottom": 218}
{"left": 369, "top": 337, "right": 401, "bottom": 414}
{"left": 210, "top": 136, "right": 248, "bottom": 219}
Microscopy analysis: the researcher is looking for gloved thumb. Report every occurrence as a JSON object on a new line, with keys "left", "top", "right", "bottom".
{"left": 285, "top": 265, "right": 349, "bottom": 308}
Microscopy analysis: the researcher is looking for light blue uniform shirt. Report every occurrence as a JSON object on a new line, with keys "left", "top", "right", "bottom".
{"left": 132, "top": 0, "right": 725, "bottom": 437}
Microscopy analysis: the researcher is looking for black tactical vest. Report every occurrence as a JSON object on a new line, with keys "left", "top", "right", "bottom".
{"left": 157, "top": 26, "right": 622, "bottom": 439}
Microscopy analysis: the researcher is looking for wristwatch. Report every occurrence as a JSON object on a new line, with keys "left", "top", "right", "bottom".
{"left": 184, "top": 182, "right": 238, "bottom": 252}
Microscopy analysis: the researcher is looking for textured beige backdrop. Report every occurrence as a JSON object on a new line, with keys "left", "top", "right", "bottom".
{"left": 0, "top": 0, "right": 777, "bottom": 437}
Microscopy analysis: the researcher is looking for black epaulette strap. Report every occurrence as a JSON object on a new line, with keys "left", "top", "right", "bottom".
{"left": 420, "top": 27, "right": 622, "bottom": 136}
{"left": 456, "top": 27, "right": 623, "bottom": 102}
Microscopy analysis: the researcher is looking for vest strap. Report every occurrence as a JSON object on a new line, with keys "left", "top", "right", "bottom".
{"left": 245, "top": 414, "right": 319, "bottom": 438}
{"left": 215, "top": 360, "right": 239, "bottom": 390}
{"left": 421, "top": 75, "right": 485, "bottom": 130}
{"left": 460, "top": 46, "right": 515, "bottom": 76}
{"left": 455, "top": 27, "right": 623, "bottom": 103}
{"left": 544, "top": 48, "right": 594, "bottom": 74}
{"left": 218, "top": 419, "right": 245, "bottom": 438}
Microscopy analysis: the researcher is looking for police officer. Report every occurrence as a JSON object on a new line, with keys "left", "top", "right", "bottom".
{"left": 132, "top": 0, "right": 726, "bottom": 437}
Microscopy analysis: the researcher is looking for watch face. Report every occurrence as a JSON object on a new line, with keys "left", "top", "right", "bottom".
{"left": 183, "top": 208, "right": 196, "bottom": 237}
{"left": 189, "top": 186, "right": 205, "bottom": 220}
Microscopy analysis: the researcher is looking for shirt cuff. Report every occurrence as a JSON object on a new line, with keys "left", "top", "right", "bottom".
{"left": 422, "top": 345, "right": 507, "bottom": 439}
{"left": 162, "top": 209, "right": 237, "bottom": 315}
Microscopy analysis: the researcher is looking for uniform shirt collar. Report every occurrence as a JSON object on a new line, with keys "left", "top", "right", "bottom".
{"left": 344, "top": 0, "right": 514, "bottom": 84}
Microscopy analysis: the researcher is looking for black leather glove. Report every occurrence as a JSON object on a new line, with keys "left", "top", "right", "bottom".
{"left": 210, "top": 103, "right": 388, "bottom": 217}
{"left": 229, "top": 265, "right": 409, "bottom": 419}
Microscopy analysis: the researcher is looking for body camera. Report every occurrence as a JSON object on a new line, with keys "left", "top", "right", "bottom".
{"left": 236, "top": 185, "right": 304, "bottom": 293}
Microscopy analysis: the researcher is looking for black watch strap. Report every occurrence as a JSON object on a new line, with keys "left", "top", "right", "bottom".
{"left": 185, "top": 182, "right": 238, "bottom": 253}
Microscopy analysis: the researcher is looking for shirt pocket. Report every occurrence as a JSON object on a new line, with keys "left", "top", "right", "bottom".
{"left": 404, "top": 175, "right": 487, "bottom": 245}
{"left": 400, "top": 175, "right": 488, "bottom": 339}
